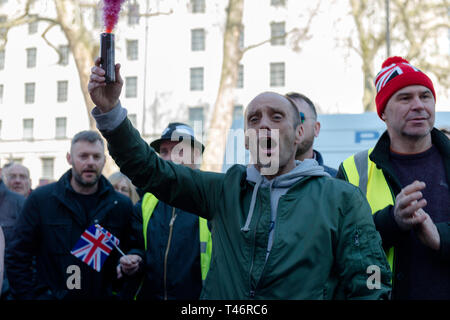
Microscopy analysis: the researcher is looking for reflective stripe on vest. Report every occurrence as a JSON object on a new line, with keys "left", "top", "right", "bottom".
{"left": 342, "top": 148, "right": 395, "bottom": 271}
{"left": 142, "top": 193, "right": 159, "bottom": 251}
{"left": 141, "top": 193, "right": 212, "bottom": 281}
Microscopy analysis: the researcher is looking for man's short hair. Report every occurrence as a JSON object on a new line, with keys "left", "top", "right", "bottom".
{"left": 285, "top": 92, "right": 317, "bottom": 119}
{"left": 71, "top": 131, "right": 104, "bottom": 148}
{"left": 283, "top": 95, "right": 302, "bottom": 129}
{"left": 2, "top": 162, "right": 30, "bottom": 178}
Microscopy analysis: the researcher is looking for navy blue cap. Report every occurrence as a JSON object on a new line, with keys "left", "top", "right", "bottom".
{"left": 150, "top": 122, "right": 205, "bottom": 153}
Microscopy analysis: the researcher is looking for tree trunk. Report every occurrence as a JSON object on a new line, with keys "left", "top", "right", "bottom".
{"left": 201, "top": 0, "right": 244, "bottom": 173}
{"left": 54, "top": 0, "right": 118, "bottom": 176}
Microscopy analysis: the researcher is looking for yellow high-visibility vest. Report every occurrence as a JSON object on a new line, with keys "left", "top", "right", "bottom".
{"left": 342, "top": 148, "right": 395, "bottom": 271}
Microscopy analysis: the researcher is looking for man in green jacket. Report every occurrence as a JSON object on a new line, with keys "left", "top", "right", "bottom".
{"left": 88, "top": 58, "right": 391, "bottom": 299}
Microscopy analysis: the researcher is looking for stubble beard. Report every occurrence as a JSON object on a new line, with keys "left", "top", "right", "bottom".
{"left": 72, "top": 169, "right": 100, "bottom": 188}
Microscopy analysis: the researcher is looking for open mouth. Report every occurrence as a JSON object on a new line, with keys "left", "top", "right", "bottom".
{"left": 258, "top": 137, "right": 277, "bottom": 154}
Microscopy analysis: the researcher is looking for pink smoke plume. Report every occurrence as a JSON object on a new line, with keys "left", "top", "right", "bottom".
{"left": 103, "top": 0, "right": 126, "bottom": 33}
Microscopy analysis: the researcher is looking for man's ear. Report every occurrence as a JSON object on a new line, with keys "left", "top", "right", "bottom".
{"left": 66, "top": 152, "right": 71, "bottom": 166}
{"left": 314, "top": 121, "right": 321, "bottom": 138}
{"left": 295, "top": 123, "right": 304, "bottom": 145}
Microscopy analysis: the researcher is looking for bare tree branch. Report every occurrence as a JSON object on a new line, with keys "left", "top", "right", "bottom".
{"left": 40, "top": 22, "right": 61, "bottom": 62}
{"left": 242, "top": 27, "right": 299, "bottom": 53}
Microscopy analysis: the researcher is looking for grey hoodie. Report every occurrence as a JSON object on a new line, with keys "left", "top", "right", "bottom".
{"left": 243, "top": 159, "right": 330, "bottom": 261}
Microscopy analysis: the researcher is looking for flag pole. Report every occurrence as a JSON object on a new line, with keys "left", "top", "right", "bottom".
{"left": 95, "top": 224, "right": 131, "bottom": 262}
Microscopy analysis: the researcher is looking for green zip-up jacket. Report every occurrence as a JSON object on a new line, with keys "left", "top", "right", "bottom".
{"left": 102, "top": 117, "right": 391, "bottom": 300}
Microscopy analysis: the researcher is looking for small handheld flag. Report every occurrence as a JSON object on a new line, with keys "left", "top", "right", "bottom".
{"left": 71, "top": 224, "right": 121, "bottom": 272}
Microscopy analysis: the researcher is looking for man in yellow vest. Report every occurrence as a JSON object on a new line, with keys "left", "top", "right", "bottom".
{"left": 337, "top": 56, "right": 450, "bottom": 300}
{"left": 117, "top": 123, "right": 212, "bottom": 300}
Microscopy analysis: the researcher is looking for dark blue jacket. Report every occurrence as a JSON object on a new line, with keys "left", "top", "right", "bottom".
{"left": 128, "top": 199, "right": 204, "bottom": 300}
{"left": 0, "top": 180, "right": 25, "bottom": 299}
{"left": 314, "top": 150, "right": 338, "bottom": 177}
{"left": 6, "top": 170, "right": 137, "bottom": 300}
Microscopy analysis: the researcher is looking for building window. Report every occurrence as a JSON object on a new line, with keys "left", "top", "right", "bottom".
{"left": 125, "top": 76, "right": 138, "bottom": 98}
{"left": 128, "top": 2, "right": 140, "bottom": 25}
{"left": 237, "top": 64, "right": 244, "bottom": 88}
{"left": 189, "top": 106, "right": 204, "bottom": 132}
{"left": 126, "top": 40, "right": 138, "bottom": 60}
{"left": 191, "top": 0, "right": 205, "bottom": 13}
{"left": 58, "top": 45, "right": 70, "bottom": 65}
{"left": 55, "top": 117, "right": 67, "bottom": 138}
{"left": 57, "top": 80, "right": 68, "bottom": 102}
{"left": 25, "top": 83, "right": 35, "bottom": 104}
{"left": 270, "top": 22, "right": 286, "bottom": 45}
{"left": 93, "top": 6, "right": 102, "bottom": 28}
{"left": 233, "top": 105, "right": 243, "bottom": 122}
{"left": 190, "top": 67, "right": 204, "bottom": 91}
{"left": 191, "top": 28, "right": 205, "bottom": 51}
{"left": 28, "top": 15, "right": 38, "bottom": 34}
{"left": 271, "top": 0, "right": 286, "bottom": 6}
{"left": 0, "top": 49, "right": 4, "bottom": 70}
{"left": 23, "top": 118, "right": 34, "bottom": 140}
{"left": 41, "top": 158, "right": 54, "bottom": 180}
{"left": 129, "top": 113, "right": 137, "bottom": 128}
{"left": 26, "top": 48, "right": 37, "bottom": 68}
{"left": 239, "top": 26, "right": 245, "bottom": 49}
{"left": 0, "top": 84, "right": 3, "bottom": 104}
{"left": 270, "top": 62, "right": 285, "bottom": 87}
{"left": 0, "top": 15, "right": 6, "bottom": 38}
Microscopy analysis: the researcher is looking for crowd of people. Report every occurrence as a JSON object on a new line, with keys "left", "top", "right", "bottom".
{"left": 0, "top": 55, "right": 448, "bottom": 300}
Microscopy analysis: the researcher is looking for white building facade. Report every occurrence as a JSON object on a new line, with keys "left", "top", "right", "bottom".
{"left": 0, "top": 0, "right": 449, "bottom": 188}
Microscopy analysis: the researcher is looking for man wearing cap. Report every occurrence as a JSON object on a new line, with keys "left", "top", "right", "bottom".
{"left": 118, "top": 123, "right": 212, "bottom": 300}
{"left": 337, "top": 56, "right": 450, "bottom": 300}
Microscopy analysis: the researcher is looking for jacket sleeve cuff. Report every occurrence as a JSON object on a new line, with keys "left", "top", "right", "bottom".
{"left": 436, "top": 222, "right": 450, "bottom": 261}
{"left": 91, "top": 101, "right": 127, "bottom": 132}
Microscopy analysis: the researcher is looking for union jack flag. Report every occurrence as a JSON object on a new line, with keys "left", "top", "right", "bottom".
{"left": 375, "top": 62, "right": 420, "bottom": 92}
{"left": 71, "top": 224, "right": 120, "bottom": 272}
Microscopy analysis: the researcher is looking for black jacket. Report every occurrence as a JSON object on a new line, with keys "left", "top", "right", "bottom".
{"left": 314, "top": 150, "right": 338, "bottom": 177}
{"left": 6, "top": 170, "right": 137, "bottom": 300}
{"left": 123, "top": 199, "right": 204, "bottom": 300}
{"left": 337, "top": 128, "right": 450, "bottom": 299}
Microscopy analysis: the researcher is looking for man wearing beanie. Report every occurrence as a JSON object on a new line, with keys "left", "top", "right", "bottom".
{"left": 337, "top": 56, "right": 450, "bottom": 300}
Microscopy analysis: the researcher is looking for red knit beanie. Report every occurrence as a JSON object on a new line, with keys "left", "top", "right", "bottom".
{"left": 374, "top": 56, "right": 435, "bottom": 119}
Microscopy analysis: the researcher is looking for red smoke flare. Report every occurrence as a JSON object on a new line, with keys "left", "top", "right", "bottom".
{"left": 103, "top": 0, "right": 126, "bottom": 33}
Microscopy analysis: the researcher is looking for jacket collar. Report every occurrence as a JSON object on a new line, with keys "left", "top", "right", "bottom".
{"left": 55, "top": 169, "right": 112, "bottom": 198}
{"left": 52, "top": 169, "right": 115, "bottom": 226}
{"left": 313, "top": 149, "right": 324, "bottom": 166}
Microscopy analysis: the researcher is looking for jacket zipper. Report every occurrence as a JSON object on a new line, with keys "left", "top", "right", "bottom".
{"left": 163, "top": 207, "right": 177, "bottom": 300}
